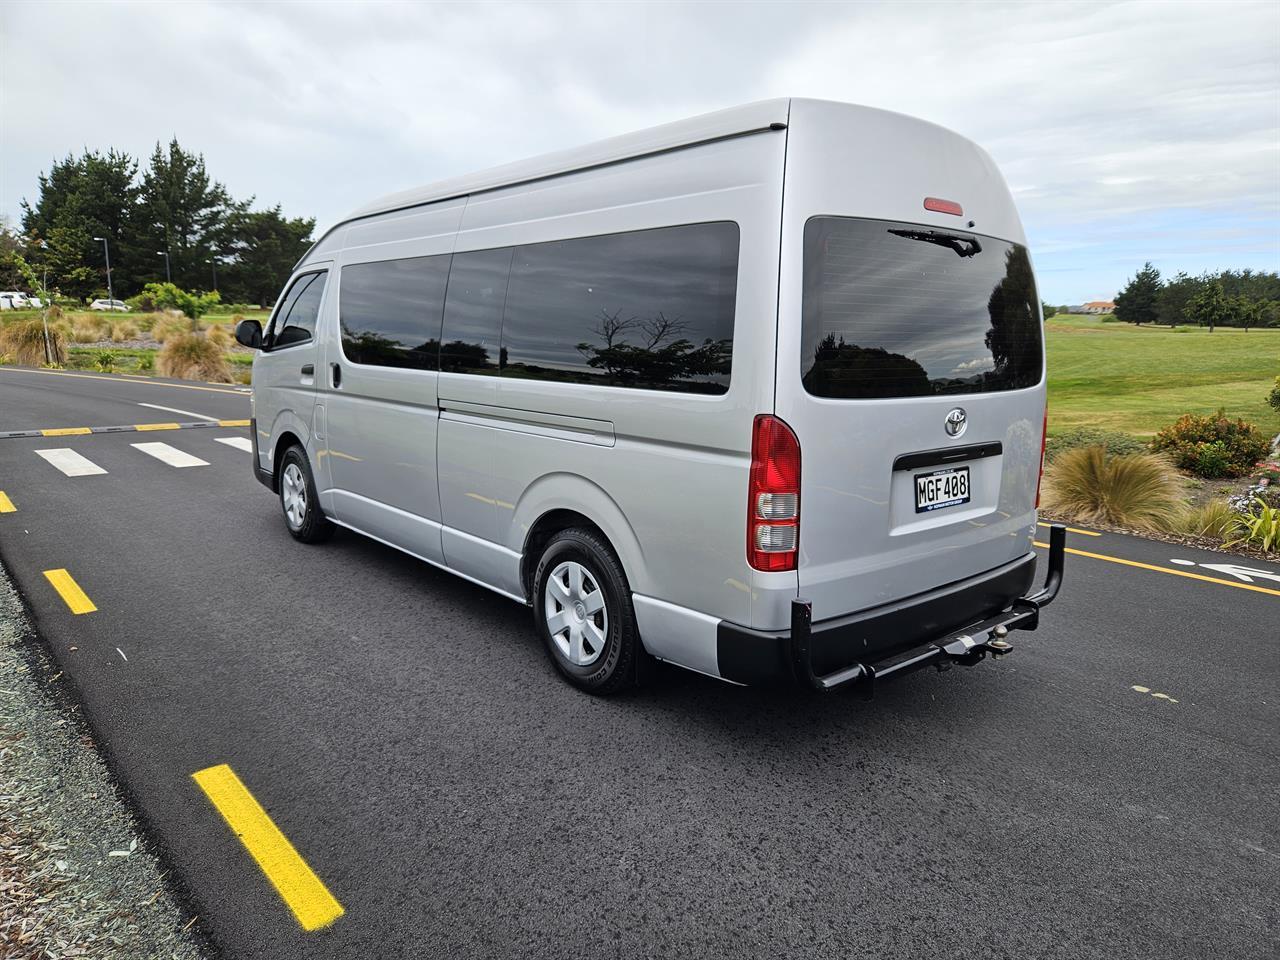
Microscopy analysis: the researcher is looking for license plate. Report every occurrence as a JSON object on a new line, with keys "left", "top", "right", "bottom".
{"left": 915, "top": 466, "right": 971, "bottom": 513}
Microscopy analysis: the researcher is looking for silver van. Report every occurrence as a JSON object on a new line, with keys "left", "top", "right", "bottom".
{"left": 236, "top": 98, "right": 1065, "bottom": 696}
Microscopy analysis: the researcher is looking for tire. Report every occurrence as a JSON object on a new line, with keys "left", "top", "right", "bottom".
{"left": 532, "top": 527, "right": 643, "bottom": 695}
{"left": 278, "top": 445, "right": 334, "bottom": 544}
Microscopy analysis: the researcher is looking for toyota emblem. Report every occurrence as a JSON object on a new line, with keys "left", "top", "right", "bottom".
{"left": 945, "top": 408, "right": 967, "bottom": 438}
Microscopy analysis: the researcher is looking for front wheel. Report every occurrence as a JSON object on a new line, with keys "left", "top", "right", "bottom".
{"left": 278, "top": 445, "right": 334, "bottom": 544}
{"left": 532, "top": 528, "right": 642, "bottom": 695}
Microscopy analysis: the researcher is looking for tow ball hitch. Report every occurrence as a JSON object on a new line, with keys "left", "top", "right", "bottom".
{"left": 790, "top": 524, "right": 1066, "bottom": 694}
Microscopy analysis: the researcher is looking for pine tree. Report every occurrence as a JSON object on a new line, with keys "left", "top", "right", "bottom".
{"left": 1113, "top": 262, "right": 1162, "bottom": 326}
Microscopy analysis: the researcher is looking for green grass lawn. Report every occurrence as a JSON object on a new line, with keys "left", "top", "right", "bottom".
{"left": 1046, "top": 316, "right": 1280, "bottom": 438}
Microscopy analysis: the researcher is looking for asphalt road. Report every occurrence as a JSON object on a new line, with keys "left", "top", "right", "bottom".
{"left": 1, "top": 365, "right": 1277, "bottom": 960}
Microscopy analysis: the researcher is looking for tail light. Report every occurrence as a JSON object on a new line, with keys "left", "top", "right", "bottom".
{"left": 1035, "top": 407, "right": 1048, "bottom": 508}
{"left": 748, "top": 415, "right": 800, "bottom": 571}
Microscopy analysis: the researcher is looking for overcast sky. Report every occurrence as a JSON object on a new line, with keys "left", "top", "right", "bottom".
{"left": 2, "top": 0, "right": 1277, "bottom": 302}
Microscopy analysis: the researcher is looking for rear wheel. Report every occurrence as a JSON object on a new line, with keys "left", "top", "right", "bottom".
{"left": 532, "top": 527, "right": 640, "bottom": 694}
{"left": 279, "top": 445, "right": 334, "bottom": 544}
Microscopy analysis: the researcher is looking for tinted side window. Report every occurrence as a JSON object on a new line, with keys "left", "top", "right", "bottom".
{"left": 440, "top": 247, "right": 512, "bottom": 375}
{"left": 339, "top": 255, "right": 450, "bottom": 370}
{"left": 273, "top": 272, "right": 327, "bottom": 348}
{"left": 502, "top": 223, "right": 739, "bottom": 394}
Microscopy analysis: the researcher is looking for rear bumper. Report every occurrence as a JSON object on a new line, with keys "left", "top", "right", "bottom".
{"left": 718, "top": 525, "right": 1066, "bottom": 691}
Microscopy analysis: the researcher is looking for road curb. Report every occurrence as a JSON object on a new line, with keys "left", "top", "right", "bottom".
{"left": 0, "top": 419, "right": 250, "bottom": 440}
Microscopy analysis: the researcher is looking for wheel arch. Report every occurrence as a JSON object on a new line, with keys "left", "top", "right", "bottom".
{"left": 513, "top": 474, "right": 648, "bottom": 603}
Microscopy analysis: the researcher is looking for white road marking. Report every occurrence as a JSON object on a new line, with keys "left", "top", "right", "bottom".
{"left": 1169, "top": 558, "right": 1196, "bottom": 566}
{"left": 1197, "top": 562, "right": 1280, "bottom": 585}
{"left": 138, "top": 402, "right": 216, "bottom": 421}
{"left": 131, "top": 442, "right": 209, "bottom": 468}
{"left": 35, "top": 448, "right": 107, "bottom": 477}
{"left": 214, "top": 436, "right": 253, "bottom": 452}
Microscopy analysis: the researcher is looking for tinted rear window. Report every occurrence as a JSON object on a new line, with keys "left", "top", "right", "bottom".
{"left": 801, "top": 217, "right": 1043, "bottom": 399}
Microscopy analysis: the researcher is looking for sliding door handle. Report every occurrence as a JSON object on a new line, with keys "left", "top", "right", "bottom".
{"left": 300, "top": 364, "right": 314, "bottom": 376}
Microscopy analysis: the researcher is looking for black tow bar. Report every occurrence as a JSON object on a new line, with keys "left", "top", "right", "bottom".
{"left": 791, "top": 524, "right": 1067, "bottom": 695}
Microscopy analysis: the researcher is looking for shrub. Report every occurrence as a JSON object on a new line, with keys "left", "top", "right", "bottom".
{"left": 93, "top": 350, "right": 116, "bottom": 373}
{"left": 205, "top": 324, "right": 231, "bottom": 348}
{"left": 1151, "top": 409, "right": 1271, "bottom": 478}
{"left": 1168, "top": 501, "right": 1240, "bottom": 539}
{"left": 157, "top": 333, "right": 232, "bottom": 382}
{"left": 131, "top": 282, "right": 221, "bottom": 319}
{"left": 110, "top": 321, "right": 139, "bottom": 342}
{"left": 0, "top": 319, "right": 66, "bottom": 365}
{"left": 152, "top": 312, "right": 194, "bottom": 343}
{"left": 1269, "top": 375, "right": 1280, "bottom": 413}
{"left": 1041, "top": 446, "right": 1184, "bottom": 531}
{"left": 137, "top": 353, "right": 155, "bottom": 372}
{"left": 1225, "top": 499, "right": 1280, "bottom": 553}
{"left": 1046, "top": 427, "right": 1147, "bottom": 461}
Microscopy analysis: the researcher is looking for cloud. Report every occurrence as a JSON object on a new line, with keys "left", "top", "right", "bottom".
{"left": 1, "top": 0, "right": 1276, "bottom": 301}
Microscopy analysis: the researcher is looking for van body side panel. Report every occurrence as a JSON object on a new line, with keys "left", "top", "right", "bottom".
{"left": 317, "top": 200, "right": 465, "bottom": 566}
{"left": 771, "top": 100, "right": 1044, "bottom": 627}
{"left": 436, "top": 131, "right": 786, "bottom": 642}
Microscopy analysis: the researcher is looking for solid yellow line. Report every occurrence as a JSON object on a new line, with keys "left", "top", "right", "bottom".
{"left": 42, "top": 568, "right": 97, "bottom": 614}
{"left": 1033, "top": 541, "right": 1280, "bottom": 597}
{"left": 191, "top": 764, "right": 344, "bottom": 931}
{"left": 1038, "top": 521, "right": 1101, "bottom": 537}
{"left": 218, "top": 419, "right": 250, "bottom": 427}
{"left": 134, "top": 422, "right": 181, "bottom": 431}
{"left": 41, "top": 427, "right": 92, "bottom": 436}
{"left": 0, "top": 366, "right": 246, "bottom": 395}
{"left": 0, "top": 491, "right": 14, "bottom": 513}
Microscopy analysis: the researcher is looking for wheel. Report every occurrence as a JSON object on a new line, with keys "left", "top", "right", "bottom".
{"left": 532, "top": 527, "right": 642, "bottom": 694}
{"left": 278, "top": 445, "right": 334, "bottom": 544}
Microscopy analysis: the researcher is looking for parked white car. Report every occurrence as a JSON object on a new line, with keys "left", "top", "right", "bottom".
{"left": 0, "top": 291, "right": 29, "bottom": 308}
{"left": 89, "top": 298, "right": 129, "bottom": 312}
{"left": 26, "top": 295, "right": 43, "bottom": 308}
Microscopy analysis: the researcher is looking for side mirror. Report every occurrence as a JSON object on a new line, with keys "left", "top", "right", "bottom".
{"left": 235, "top": 318, "right": 263, "bottom": 349}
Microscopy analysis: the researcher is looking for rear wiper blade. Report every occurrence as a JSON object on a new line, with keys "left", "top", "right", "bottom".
{"left": 888, "top": 228, "right": 982, "bottom": 258}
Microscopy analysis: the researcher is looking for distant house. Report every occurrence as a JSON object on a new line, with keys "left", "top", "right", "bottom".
{"left": 1082, "top": 301, "right": 1115, "bottom": 314}
{"left": 1066, "top": 305, "right": 1087, "bottom": 314}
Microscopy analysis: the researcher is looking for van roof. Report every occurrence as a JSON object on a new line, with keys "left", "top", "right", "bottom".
{"left": 344, "top": 98, "right": 792, "bottom": 224}
{"left": 303, "top": 98, "right": 980, "bottom": 265}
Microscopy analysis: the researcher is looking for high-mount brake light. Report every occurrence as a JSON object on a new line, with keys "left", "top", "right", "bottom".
{"left": 924, "top": 197, "right": 964, "bottom": 216}
{"left": 748, "top": 415, "right": 800, "bottom": 572}
{"left": 1036, "top": 407, "right": 1048, "bottom": 508}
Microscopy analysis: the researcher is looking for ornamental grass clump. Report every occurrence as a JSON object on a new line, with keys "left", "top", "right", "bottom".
{"left": 157, "top": 332, "right": 232, "bottom": 383}
{"left": 1041, "top": 446, "right": 1183, "bottom": 532}
{"left": 0, "top": 318, "right": 66, "bottom": 366}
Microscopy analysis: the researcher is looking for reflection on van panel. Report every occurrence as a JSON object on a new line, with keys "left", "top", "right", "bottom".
{"left": 242, "top": 97, "right": 1063, "bottom": 696}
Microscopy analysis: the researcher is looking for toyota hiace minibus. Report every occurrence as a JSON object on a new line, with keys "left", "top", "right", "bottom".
{"left": 237, "top": 98, "right": 1065, "bottom": 695}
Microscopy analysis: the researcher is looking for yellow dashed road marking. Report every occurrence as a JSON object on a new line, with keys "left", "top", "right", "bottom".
{"left": 1034, "top": 541, "right": 1280, "bottom": 597}
{"left": 1037, "top": 521, "right": 1101, "bottom": 537}
{"left": 43, "top": 568, "right": 97, "bottom": 614}
{"left": 133, "top": 422, "right": 181, "bottom": 431}
{"left": 1132, "top": 684, "right": 1178, "bottom": 703}
{"left": 0, "top": 491, "right": 14, "bottom": 513}
{"left": 191, "top": 764, "right": 344, "bottom": 931}
{"left": 218, "top": 419, "right": 250, "bottom": 427}
{"left": 41, "top": 427, "right": 92, "bottom": 436}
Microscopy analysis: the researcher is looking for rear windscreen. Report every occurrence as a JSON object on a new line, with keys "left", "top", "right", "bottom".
{"left": 801, "top": 216, "right": 1043, "bottom": 399}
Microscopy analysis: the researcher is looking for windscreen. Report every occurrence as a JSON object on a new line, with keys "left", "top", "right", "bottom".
{"left": 801, "top": 216, "right": 1043, "bottom": 399}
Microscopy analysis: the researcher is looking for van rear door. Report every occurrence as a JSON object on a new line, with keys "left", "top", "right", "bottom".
{"left": 773, "top": 101, "right": 1046, "bottom": 624}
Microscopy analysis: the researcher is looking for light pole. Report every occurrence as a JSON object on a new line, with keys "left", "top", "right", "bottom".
{"left": 157, "top": 250, "right": 171, "bottom": 283}
{"left": 92, "top": 236, "right": 114, "bottom": 305}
